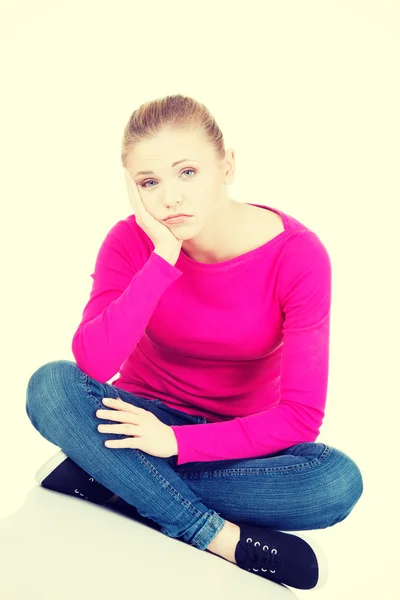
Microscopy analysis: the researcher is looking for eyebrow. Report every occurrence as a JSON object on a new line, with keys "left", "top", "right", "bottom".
{"left": 134, "top": 159, "right": 195, "bottom": 177}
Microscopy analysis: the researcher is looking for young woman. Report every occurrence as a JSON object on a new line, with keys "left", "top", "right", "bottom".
{"left": 26, "top": 94, "right": 363, "bottom": 591}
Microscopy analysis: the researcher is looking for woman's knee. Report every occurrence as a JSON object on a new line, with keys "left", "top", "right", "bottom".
{"left": 327, "top": 448, "right": 364, "bottom": 525}
{"left": 25, "top": 359, "right": 79, "bottom": 426}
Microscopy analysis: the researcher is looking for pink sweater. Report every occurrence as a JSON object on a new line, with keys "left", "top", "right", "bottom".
{"left": 72, "top": 203, "right": 332, "bottom": 465}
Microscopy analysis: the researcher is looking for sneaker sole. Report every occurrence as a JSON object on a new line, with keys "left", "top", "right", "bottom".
{"left": 35, "top": 450, "right": 69, "bottom": 485}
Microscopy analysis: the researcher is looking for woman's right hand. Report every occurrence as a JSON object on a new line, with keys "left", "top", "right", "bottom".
{"left": 123, "top": 168, "right": 183, "bottom": 253}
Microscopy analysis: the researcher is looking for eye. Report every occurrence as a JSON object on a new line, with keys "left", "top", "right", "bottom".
{"left": 140, "top": 168, "right": 196, "bottom": 189}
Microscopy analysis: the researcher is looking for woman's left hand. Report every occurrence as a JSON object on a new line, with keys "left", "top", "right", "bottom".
{"left": 96, "top": 397, "right": 178, "bottom": 459}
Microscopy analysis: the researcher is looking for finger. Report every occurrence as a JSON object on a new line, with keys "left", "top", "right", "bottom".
{"left": 124, "top": 169, "right": 139, "bottom": 197}
{"left": 123, "top": 169, "right": 143, "bottom": 210}
{"left": 104, "top": 438, "right": 138, "bottom": 448}
{"left": 96, "top": 409, "right": 137, "bottom": 423}
{"left": 123, "top": 169, "right": 137, "bottom": 203}
{"left": 102, "top": 398, "right": 144, "bottom": 412}
{"left": 123, "top": 167, "right": 133, "bottom": 182}
{"left": 98, "top": 423, "right": 137, "bottom": 435}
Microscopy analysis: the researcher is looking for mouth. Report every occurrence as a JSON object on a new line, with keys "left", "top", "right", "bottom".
{"left": 163, "top": 215, "right": 193, "bottom": 224}
{"left": 163, "top": 214, "right": 192, "bottom": 222}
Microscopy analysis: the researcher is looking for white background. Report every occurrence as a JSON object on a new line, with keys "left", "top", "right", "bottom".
{"left": 1, "top": 1, "right": 399, "bottom": 598}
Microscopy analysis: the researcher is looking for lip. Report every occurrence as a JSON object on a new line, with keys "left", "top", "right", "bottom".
{"left": 163, "top": 214, "right": 192, "bottom": 224}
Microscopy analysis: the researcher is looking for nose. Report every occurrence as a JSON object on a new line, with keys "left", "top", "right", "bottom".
{"left": 162, "top": 196, "right": 183, "bottom": 212}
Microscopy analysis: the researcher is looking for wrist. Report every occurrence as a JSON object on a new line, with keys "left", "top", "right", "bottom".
{"left": 170, "top": 427, "right": 178, "bottom": 456}
{"left": 154, "top": 246, "right": 180, "bottom": 266}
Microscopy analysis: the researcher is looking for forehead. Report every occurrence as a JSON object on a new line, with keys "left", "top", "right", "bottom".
{"left": 127, "top": 128, "right": 211, "bottom": 170}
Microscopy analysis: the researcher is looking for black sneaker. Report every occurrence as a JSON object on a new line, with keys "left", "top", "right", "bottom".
{"left": 234, "top": 522, "right": 329, "bottom": 590}
{"left": 34, "top": 450, "right": 116, "bottom": 505}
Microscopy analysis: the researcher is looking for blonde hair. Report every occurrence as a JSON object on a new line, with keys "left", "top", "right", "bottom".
{"left": 121, "top": 94, "right": 226, "bottom": 167}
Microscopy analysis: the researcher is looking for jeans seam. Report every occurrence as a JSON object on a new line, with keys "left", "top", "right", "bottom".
{"left": 79, "top": 370, "right": 119, "bottom": 409}
{"left": 136, "top": 451, "right": 213, "bottom": 518}
{"left": 179, "top": 445, "right": 334, "bottom": 479}
{"left": 78, "top": 369, "right": 208, "bottom": 521}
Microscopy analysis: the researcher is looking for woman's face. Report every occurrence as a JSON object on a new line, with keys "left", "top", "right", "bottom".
{"left": 126, "top": 127, "right": 235, "bottom": 239}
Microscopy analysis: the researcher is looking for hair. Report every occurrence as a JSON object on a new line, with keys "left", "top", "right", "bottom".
{"left": 121, "top": 94, "right": 226, "bottom": 168}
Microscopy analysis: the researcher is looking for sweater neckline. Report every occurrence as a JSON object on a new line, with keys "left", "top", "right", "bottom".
{"left": 178, "top": 203, "right": 290, "bottom": 270}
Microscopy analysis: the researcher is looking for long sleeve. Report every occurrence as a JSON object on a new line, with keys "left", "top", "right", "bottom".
{"left": 170, "top": 230, "right": 332, "bottom": 465}
{"left": 71, "top": 220, "right": 183, "bottom": 382}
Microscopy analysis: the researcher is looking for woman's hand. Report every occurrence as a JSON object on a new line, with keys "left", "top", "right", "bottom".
{"left": 96, "top": 397, "right": 178, "bottom": 459}
{"left": 123, "top": 168, "right": 183, "bottom": 252}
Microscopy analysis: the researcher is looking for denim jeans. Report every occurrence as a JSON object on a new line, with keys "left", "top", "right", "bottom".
{"left": 25, "top": 360, "right": 363, "bottom": 551}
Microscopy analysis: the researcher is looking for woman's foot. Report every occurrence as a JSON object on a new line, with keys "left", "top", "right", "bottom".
{"left": 35, "top": 450, "right": 117, "bottom": 505}
{"left": 206, "top": 520, "right": 329, "bottom": 591}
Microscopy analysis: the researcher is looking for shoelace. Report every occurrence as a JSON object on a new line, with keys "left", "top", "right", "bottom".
{"left": 74, "top": 476, "right": 108, "bottom": 502}
{"left": 243, "top": 537, "right": 282, "bottom": 573}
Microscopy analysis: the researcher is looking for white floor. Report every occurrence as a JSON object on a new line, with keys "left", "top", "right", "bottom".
{"left": 1, "top": 484, "right": 299, "bottom": 599}
{"left": 0, "top": 465, "right": 389, "bottom": 600}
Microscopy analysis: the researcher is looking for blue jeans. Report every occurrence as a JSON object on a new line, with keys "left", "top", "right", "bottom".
{"left": 25, "top": 360, "right": 363, "bottom": 551}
